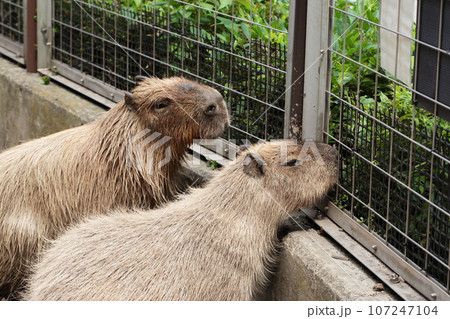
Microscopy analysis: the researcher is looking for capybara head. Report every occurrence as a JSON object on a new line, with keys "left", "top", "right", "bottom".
{"left": 125, "top": 77, "right": 229, "bottom": 141}
{"left": 238, "top": 140, "right": 339, "bottom": 211}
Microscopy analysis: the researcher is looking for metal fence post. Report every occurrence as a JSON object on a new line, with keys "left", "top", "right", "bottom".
{"left": 301, "top": 0, "right": 330, "bottom": 142}
{"left": 284, "top": 0, "right": 307, "bottom": 141}
{"left": 24, "top": 0, "right": 37, "bottom": 72}
{"left": 37, "top": 0, "right": 52, "bottom": 69}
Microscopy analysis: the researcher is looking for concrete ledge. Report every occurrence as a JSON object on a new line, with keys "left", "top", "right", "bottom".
{"left": 0, "top": 57, "right": 103, "bottom": 150}
{"left": 0, "top": 56, "right": 399, "bottom": 300}
{"left": 267, "top": 213, "right": 399, "bottom": 300}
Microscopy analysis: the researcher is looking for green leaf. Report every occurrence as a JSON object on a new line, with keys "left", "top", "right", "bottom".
{"left": 241, "top": 23, "right": 251, "bottom": 40}
{"left": 360, "top": 96, "right": 375, "bottom": 106}
{"left": 217, "top": 33, "right": 230, "bottom": 43}
{"left": 219, "top": 0, "right": 233, "bottom": 10}
{"left": 341, "top": 72, "right": 354, "bottom": 86}
{"left": 201, "top": 29, "right": 212, "bottom": 40}
{"left": 379, "top": 91, "right": 390, "bottom": 104}
{"left": 41, "top": 76, "right": 51, "bottom": 85}
{"left": 199, "top": 2, "right": 214, "bottom": 10}
{"left": 235, "top": 0, "right": 251, "bottom": 11}
{"left": 217, "top": 17, "right": 233, "bottom": 30}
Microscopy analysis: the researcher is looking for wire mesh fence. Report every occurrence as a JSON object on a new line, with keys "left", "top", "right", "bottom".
{"left": 325, "top": 0, "right": 450, "bottom": 294}
{"left": 0, "top": 0, "right": 24, "bottom": 43}
{"left": 52, "top": 0, "right": 288, "bottom": 142}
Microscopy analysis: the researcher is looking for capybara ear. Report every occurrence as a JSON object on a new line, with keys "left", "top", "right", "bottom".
{"left": 124, "top": 92, "right": 138, "bottom": 111}
{"left": 243, "top": 152, "right": 266, "bottom": 177}
{"left": 135, "top": 75, "right": 149, "bottom": 83}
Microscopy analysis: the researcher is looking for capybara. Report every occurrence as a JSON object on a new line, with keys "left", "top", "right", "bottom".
{"left": 0, "top": 76, "right": 229, "bottom": 297}
{"left": 25, "top": 141, "right": 338, "bottom": 301}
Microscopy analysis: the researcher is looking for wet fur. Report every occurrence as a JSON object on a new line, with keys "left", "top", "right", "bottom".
{"left": 25, "top": 141, "right": 338, "bottom": 301}
{"left": 0, "top": 77, "right": 229, "bottom": 297}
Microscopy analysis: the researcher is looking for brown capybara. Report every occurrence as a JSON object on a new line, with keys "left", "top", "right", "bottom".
{"left": 24, "top": 140, "right": 338, "bottom": 301}
{"left": 0, "top": 76, "right": 229, "bottom": 297}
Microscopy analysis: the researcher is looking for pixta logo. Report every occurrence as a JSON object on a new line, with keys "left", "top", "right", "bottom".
{"left": 126, "top": 129, "right": 172, "bottom": 175}
{"left": 189, "top": 139, "right": 327, "bottom": 167}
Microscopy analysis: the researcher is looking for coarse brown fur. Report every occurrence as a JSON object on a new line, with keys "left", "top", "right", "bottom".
{"left": 24, "top": 141, "right": 338, "bottom": 301}
{"left": 0, "top": 77, "right": 229, "bottom": 297}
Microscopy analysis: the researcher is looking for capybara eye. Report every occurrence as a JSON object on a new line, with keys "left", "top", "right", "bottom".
{"left": 283, "top": 159, "right": 299, "bottom": 167}
{"left": 154, "top": 102, "right": 169, "bottom": 109}
{"left": 207, "top": 104, "right": 216, "bottom": 112}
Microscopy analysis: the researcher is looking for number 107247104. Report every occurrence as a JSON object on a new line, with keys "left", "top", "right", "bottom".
{"left": 368, "top": 305, "right": 438, "bottom": 316}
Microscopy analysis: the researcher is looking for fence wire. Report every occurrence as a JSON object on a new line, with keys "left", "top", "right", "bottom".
{"left": 0, "top": 0, "right": 23, "bottom": 43}
{"left": 52, "top": 0, "right": 288, "bottom": 142}
{"left": 326, "top": 0, "right": 450, "bottom": 294}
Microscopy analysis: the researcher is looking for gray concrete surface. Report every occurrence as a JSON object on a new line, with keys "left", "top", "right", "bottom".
{"left": 0, "top": 56, "right": 399, "bottom": 300}
{"left": 267, "top": 213, "right": 399, "bottom": 300}
{"left": 0, "top": 58, "right": 102, "bottom": 150}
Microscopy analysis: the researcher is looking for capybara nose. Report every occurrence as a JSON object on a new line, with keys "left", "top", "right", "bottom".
{"left": 202, "top": 89, "right": 226, "bottom": 116}
{"left": 203, "top": 103, "right": 218, "bottom": 115}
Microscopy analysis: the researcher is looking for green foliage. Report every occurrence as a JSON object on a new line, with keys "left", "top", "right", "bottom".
{"left": 329, "top": 1, "right": 449, "bottom": 282}
{"left": 332, "top": 0, "right": 386, "bottom": 95}
{"left": 330, "top": 0, "right": 449, "bottom": 133}
{"left": 41, "top": 75, "right": 51, "bottom": 85}
{"left": 206, "top": 158, "right": 220, "bottom": 170}
{"left": 359, "top": 85, "right": 450, "bottom": 132}
{"left": 115, "top": 0, "right": 289, "bottom": 47}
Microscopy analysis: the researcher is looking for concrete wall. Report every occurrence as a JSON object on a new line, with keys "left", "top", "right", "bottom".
{"left": 0, "top": 56, "right": 398, "bottom": 301}
{"left": 268, "top": 223, "right": 398, "bottom": 300}
{"left": 0, "top": 58, "right": 102, "bottom": 151}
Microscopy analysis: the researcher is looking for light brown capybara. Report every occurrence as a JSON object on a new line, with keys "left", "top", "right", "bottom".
{"left": 0, "top": 76, "right": 229, "bottom": 297}
{"left": 24, "top": 140, "right": 338, "bottom": 301}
